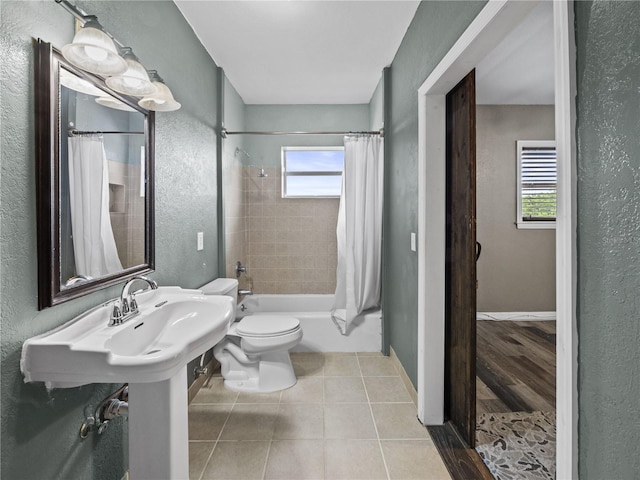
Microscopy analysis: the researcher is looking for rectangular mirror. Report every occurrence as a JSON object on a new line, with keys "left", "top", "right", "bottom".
{"left": 35, "top": 39, "right": 155, "bottom": 309}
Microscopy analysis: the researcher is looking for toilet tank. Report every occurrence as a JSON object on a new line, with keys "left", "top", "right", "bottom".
{"left": 200, "top": 278, "right": 239, "bottom": 298}
{"left": 200, "top": 278, "right": 238, "bottom": 327}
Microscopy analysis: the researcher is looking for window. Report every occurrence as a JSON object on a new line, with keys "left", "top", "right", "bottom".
{"left": 281, "top": 147, "right": 344, "bottom": 198}
{"left": 516, "top": 140, "right": 557, "bottom": 229}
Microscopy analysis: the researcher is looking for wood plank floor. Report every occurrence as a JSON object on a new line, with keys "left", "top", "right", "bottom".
{"left": 476, "top": 320, "right": 556, "bottom": 417}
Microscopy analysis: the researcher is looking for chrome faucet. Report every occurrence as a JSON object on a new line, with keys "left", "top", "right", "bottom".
{"left": 238, "top": 289, "right": 253, "bottom": 296}
{"left": 110, "top": 276, "right": 158, "bottom": 326}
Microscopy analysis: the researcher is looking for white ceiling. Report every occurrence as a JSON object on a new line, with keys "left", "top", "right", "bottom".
{"left": 476, "top": 1, "right": 554, "bottom": 105}
{"left": 175, "top": 1, "right": 420, "bottom": 104}
{"left": 174, "top": 1, "right": 554, "bottom": 106}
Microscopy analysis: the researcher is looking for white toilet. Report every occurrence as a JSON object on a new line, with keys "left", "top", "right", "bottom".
{"left": 201, "top": 278, "right": 303, "bottom": 393}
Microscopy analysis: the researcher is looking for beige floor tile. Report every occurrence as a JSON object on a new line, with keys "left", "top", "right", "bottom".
{"left": 274, "top": 403, "right": 324, "bottom": 439}
{"left": 324, "top": 439, "right": 387, "bottom": 479}
{"left": 358, "top": 356, "right": 399, "bottom": 376}
{"left": 364, "top": 377, "right": 413, "bottom": 403}
{"left": 220, "top": 404, "right": 278, "bottom": 440}
{"left": 324, "top": 404, "right": 377, "bottom": 439}
{"left": 324, "top": 377, "right": 368, "bottom": 403}
{"left": 371, "top": 404, "right": 430, "bottom": 439}
{"left": 236, "top": 390, "right": 282, "bottom": 404}
{"left": 188, "top": 404, "right": 232, "bottom": 441}
{"left": 193, "top": 378, "right": 238, "bottom": 404}
{"left": 281, "top": 376, "right": 324, "bottom": 403}
{"left": 189, "top": 442, "right": 214, "bottom": 480}
{"left": 381, "top": 440, "right": 451, "bottom": 479}
{"left": 324, "top": 355, "right": 361, "bottom": 376}
{"left": 200, "top": 441, "right": 270, "bottom": 480}
{"left": 264, "top": 439, "right": 325, "bottom": 480}
{"left": 291, "top": 353, "right": 325, "bottom": 376}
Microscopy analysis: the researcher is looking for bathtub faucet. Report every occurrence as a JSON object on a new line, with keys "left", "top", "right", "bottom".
{"left": 238, "top": 289, "right": 253, "bottom": 296}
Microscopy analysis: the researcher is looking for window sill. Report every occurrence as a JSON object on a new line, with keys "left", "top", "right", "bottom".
{"left": 516, "top": 221, "right": 556, "bottom": 230}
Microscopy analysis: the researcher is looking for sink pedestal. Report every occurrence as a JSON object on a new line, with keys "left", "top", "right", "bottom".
{"left": 128, "top": 367, "right": 189, "bottom": 480}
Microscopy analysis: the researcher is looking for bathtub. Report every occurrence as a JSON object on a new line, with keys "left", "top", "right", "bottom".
{"left": 236, "top": 294, "right": 382, "bottom": 352}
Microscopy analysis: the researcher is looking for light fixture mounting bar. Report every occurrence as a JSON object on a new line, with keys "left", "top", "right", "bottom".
{"left": 54, "top": 0, "right": 125, "bottom": 49}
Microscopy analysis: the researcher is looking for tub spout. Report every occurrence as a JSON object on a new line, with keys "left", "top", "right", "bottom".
{"left": 238, "top": 289, "right": 253, "bottom": 296}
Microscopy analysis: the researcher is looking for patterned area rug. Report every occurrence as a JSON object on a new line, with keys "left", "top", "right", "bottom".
{"left": 476, "top": 411, "right": 556, "bottom": 480}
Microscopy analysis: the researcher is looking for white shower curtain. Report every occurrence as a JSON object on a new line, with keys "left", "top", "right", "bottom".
{"left": 68, "top": 136, "right": 123, "bottom": 278}
{"left": 331, "top": 135, "right": 384, "bottom": 334}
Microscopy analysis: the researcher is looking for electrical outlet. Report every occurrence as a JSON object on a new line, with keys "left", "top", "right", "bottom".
{"left": 197, "top": 232, "right": 204, "bottom": 251}
{"left": 411, "top": 232, "right": 416, "bottom": 252}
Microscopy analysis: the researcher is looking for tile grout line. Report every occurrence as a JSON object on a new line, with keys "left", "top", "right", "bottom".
{"left": 260, "top": 390, "right": 282, "bottom": 480}
{"left": 355, "top": 354, "right": 392, "bottom": 480}
{"left": 196, "top": 390, "right": 238, "bottom": 480}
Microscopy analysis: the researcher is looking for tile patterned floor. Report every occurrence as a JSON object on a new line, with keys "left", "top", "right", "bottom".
{"left": 188, "top": 352, "right": 451, "bottom": 480}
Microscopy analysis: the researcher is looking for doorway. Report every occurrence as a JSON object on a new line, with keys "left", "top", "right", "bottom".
{"left": 416, "top": 1, "right": 577, "bottom": 478}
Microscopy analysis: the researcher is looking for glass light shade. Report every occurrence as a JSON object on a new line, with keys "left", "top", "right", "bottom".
{"left": 61, "top": 19, "right": 127, "bottom": 75}
{"left": 138, "top": 81, "right": 181, "bottom": 111}
{"left": 105, "top": 51, "right": 156, "bottom": 97}
{"left": 95, "top": 96, "right": 136, "bottom": 112}
{"left": 60, "top": 68, "right": 105, "bottom": 96}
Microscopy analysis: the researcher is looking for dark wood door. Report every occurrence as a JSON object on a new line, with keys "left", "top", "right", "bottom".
{"left": 445, "top": 69, "right": 477, "bottom": 447}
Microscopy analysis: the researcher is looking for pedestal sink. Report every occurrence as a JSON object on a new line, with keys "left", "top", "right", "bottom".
{"left": 21, "top": 286, "right": 234, "bottom": 480}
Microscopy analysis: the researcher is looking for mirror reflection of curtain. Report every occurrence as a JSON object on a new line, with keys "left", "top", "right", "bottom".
{"left": 331, "top": 135, "right": 384, "bottom": 334}
{"left": 68, "top": 136, "right": 123, "bottom": 277}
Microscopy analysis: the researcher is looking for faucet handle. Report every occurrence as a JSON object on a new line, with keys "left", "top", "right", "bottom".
{"left": 121, "top": 298, "right": 130, "bottom": 315}
{"left": 111, "top": 303, "right": 123, "bottom": 325}
{"left": 129, "top": 294, "right": 138, "bottom": 313}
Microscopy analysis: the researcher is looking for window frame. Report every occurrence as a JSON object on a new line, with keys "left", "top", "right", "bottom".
{"left": 281, "top": 146, "right": 344, "bottom": 198}
{"left": 516, "top": 140, "right": 557, "bottom": 230}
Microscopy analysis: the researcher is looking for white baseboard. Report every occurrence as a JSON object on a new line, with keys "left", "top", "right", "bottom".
{"left": 476, "top": 311, "right": 556, "bottom": 321}
{"left": 390, "top": 346, "right": 418, "bottom": 407}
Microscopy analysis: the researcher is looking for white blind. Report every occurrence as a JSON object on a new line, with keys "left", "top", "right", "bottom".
{"left": 518, "top": 141, "right": 557, "bottom": 222}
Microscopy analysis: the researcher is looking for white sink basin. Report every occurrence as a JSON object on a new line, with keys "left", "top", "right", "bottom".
{"left": 21, "top": 286, "right": 234, "bottom": 388}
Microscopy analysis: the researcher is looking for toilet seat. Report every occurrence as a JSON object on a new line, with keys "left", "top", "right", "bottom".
{"left": 235, "top": 315, "right": 301, "bottom": 338}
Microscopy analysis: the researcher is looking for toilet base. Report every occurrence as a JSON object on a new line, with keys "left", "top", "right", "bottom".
{"left": 217, "top": 349, "right": 298, "bottom": 393}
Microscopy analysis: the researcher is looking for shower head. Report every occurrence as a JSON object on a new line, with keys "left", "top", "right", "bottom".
{"left": 234, "top": 147, "right": 251, "bottom": 159}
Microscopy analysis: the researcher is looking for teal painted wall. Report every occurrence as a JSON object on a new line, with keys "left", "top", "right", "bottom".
{"left": 384, "top": 1, "right": 486, "bottom": 385}
{"left": 0, "top": 1, "right": 220, "bottom": 478}
{"left": 575, "top": 2, "right": 640, "bottom": 478}
{"left": 243, "top": 104, "right": 370, "bottom": 167}
{"left": 369, "top": 74, "right": 385, "bottom": 131}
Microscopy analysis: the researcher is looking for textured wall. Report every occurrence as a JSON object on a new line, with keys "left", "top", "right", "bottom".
{"left": 384, "top": 1, "right": 486, "bottom": 385}
{"left": 476, "top": 105, "right": 556, "bottom": 312}
{"left": 0, "top": 2, "right": 220, "bottom": 479}
{"left": 575, "top": 2, "right": 640, "bottom": 478}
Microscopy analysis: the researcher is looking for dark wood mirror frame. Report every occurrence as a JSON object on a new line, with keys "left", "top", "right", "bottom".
{"left": 35, "top": 39, "right": 155, "bottom": 310}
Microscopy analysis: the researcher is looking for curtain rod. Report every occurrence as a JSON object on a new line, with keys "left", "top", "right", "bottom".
{"left": 68, "top": 129, "right": 144, "bottom": 136}
{"left": 220, "top": 128, "right": 384, "bottom": 138}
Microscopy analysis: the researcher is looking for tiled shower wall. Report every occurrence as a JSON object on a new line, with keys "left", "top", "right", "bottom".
{"left": 245, "top": 166, "right": 338, "bottom": 294}
{"left": 108, "top": 161, "right": 145, "bottom": 269}
{"left": 224, "top": 157, "right": 247, "bottom": 280}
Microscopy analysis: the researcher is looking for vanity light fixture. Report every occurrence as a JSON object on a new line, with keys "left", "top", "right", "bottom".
{"left": 138, "top": 71, "right": 181, "bottom": 112}
{"left": 56, "top": 0, "right": 179, "bottom": 112}
{"left": 95, "top": 96, "right": 137, "bottom": 112}
{"left": 61, "top": 16, "right": 127, "bottom": 76}
{"left": 105, "top": 48, "right": 156, "bottom": 97}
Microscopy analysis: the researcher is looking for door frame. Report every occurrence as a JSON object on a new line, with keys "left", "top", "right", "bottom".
{"left": 416, "top": 1, "right": 578, "bottom": 478}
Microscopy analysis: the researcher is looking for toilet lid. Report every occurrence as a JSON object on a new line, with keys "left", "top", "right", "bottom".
{"left": 236, "top": 315, "right": 300, "bottom": 337}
